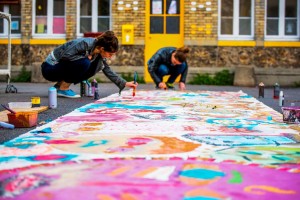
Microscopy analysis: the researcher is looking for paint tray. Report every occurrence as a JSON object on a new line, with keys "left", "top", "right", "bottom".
{"left": 7, "top": 111, "right": 38, "bottom": 128}
{"left": 281, "top": 106, "right": 300, "bottom": 124}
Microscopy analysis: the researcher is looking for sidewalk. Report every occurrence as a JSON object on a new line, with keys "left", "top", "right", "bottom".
{"left": 1, "top": 82, "right": 299, "bottom": 143}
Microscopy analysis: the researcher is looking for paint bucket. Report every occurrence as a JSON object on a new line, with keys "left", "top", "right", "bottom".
{"left": 7, "top": 111, "right": 38, "bottom": 128}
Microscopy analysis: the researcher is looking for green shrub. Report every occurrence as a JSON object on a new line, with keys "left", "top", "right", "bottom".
{"left": 293, "top": 81, "right": 300, "bottom": 87}
{"left": 189, "top": 69, "right": 234, "bottom": 85}
{"left": 11, "top": 66, "right": 31, "bottom": 82}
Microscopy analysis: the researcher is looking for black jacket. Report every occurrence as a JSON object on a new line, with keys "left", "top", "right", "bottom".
{"left": 147, "top": 47, "right": 188, "bottom": 85}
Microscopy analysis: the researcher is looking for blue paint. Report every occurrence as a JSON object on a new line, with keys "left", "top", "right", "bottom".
{"left": 30, "top": 127, "right": 53, "bottom": 134}
{"left": 24, "top": 154, "right": 78, "bottom": 162}
{"left": 238, "top": 151, "right": 262, "bottom": 155}
{"left": 180, "top": 168, "right": 225, "bottom": 180}
{"left": 239, "top": 95, "right": 252, "bottom": 98}
{"left": 271, "top": 155, "right": 293, "bottom": 161}
{"left": 0, "top": 156, "right": 15, "bottom": 163}
{"left": 77, "top": 102, "right": 166, "bottom": 112}
{"left": 81, "top": 140, "right": 108, "bottom": 147}
{"left": 183, "top": 134, "right": 296, "bottom": 146}
{"left": 206, "top": 118, "right": 280, "bottom": 130}
{"left": 4, "top": 136, "right": 50, "bottom": 149}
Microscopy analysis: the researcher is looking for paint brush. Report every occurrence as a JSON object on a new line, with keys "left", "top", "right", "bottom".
{"left": 1, "top": 104, "right": 16, "bottom": 114}
{"left": 133, "top": 71, "right": 137, "bottom": 97}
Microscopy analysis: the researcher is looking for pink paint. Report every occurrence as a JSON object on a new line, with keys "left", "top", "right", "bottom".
{"left": 57, "top": 114, "right": 126, "bottom": 122}
{"left": 45, "top": 140, "right": 78, "bottom": 144}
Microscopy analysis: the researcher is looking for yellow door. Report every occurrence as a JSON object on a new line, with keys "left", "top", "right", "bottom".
{"left": 144, "top": 0, "right": 184, "bottom": 83}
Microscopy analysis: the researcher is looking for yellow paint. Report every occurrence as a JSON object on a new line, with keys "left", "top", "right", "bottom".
{"left": 264, "top": 41, "right": 300, "bottom": 47}
{"left": 218, "top": 41, "right": 256, "bottom": 47}
{"left": 144, "top": 0, "right": 184, "bottom": 83}
{"left": 133, "top": 167, "right": 157, "bottom": 177}
{"left": 244, "top": 185, "right": 296, "bottom": 195}
{"left": 108, "top": 166, "right": 131, "bottom": 176}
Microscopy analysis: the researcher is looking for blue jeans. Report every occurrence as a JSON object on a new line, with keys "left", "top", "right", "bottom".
{"left": 41, "top": 58, "right": 97, "bottom": 84}
{"left": 156, "top": 63, "right": 187, "bottom": 84}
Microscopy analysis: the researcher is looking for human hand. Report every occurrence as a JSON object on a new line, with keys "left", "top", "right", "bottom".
{"left": 179, "top": 82, "right": 186, "bottom": 91}
{"left": 126, "top": 81, "right": 138, "bottom": 89}
{"left": 158, "top": 82, "right": 167, "bottom": 89}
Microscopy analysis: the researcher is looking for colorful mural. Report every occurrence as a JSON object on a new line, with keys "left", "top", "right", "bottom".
{"left": 0, "top": 90, "right": 299, "bottom": 199}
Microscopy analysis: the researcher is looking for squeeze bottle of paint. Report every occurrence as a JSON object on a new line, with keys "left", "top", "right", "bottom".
{"left": 258, "top": 82, "right": 264, "bottom": 98}
{"left": 279, "top": 91, "right": 284, "bottom": 106}
{"left": 273, "top": 83, "right": 280, "bottom": 99}
{"left": 48, "top": 86, "right": 57, "bottom": 109}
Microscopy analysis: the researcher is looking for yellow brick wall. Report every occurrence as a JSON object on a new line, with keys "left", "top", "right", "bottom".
{"left": 111, "top": 1, "right": 146, "bottom": 43}
{"left": 184, "top": 0, "right": 218, "bottom": 43}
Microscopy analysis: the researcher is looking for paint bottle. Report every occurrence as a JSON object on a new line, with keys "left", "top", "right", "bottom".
{"left": 279, "top": 91, "right": 284, "bottom": 106}
{"left": 31, "top": 96, "right": 41, "bottom": 107}
{"left": 258, "top": 82, "right": 264, "bottom": 98}
{"left": 91, "top": 79, "right": 97, "bottom": 96}
{"left": 94, "top": 82, "right": 100, "bottom": 100}
{"left": 0, "top": 121, "right": 15, "bottom": 129}
{"left": 80, "top": 81, "right": 86, "bottom": 97}
{"left": 48, "top": 86, "right": 57, "bottom": 109}
{"left": 273, "top": 83, "right": 280, "bottom": 99}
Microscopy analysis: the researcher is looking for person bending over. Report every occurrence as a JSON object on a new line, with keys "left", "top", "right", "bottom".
{"left": 147, "top": 46, "right": 190, "bottom": 90}
{"left": 41, "top": 30, "right": 137, "bottom": 98}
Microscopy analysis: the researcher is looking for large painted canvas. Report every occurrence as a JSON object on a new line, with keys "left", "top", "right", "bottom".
{"left": 0, "top": 90, "right": 299, "bottom": 200}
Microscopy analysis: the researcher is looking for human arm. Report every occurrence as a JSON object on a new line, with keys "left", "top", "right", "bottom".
{"left": 147, "top": 53, "right": 163, "bottom": 85}
{"left": 102, "top": 60, "right": 138, "bottom": 94}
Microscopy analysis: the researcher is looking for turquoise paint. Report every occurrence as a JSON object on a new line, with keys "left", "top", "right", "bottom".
{"left": 238, "top": 151, "right": 262, "bottom": 155}
{"left": 272, "top": 155, "right": 293, "bottom": 161}
{"left": 0, "top": 156, "right": 15, "bottom": 162}
{"left": 239, "top": 95, "right": 252, "bottom": 98}
{"left": 77, "top": 102, "right": 166, "bottom": 112}
{"left": 4, "top": 136, "right": 50, "bottom": 149}
{"left": 180, "top": 169, "right": 225, "bottom": 180}
{"left": 81, "top": 140, "right": 108, "bottom": 147}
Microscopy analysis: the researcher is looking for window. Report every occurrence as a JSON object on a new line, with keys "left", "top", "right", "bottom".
{"left": 33, "top": 0, "right": 66, "bottom": 37}
{"left": 219, "top": 0, "right": 254, "bottom": 39}
{"left": 266, "top": 0, "right": 299, "bottom": 40}
{"left": 78, "top": 0, "right": 111, "bottom": 35}
{"left": 0, "top": 3, "right": 21, "bottom": 37}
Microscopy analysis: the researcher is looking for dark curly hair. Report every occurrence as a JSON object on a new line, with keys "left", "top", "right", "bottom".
{"left": 95, "top": 30, "right": 119, "bottom": 53}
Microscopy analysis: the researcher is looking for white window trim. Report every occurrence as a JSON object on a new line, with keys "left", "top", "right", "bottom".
{"left": 218, "top": 0, "right": 254, "bottom": 40}
{"left": 32, "top": 0, "right": 66, "bottom": 38}
{"left": 0, "top": 5, "right": 21, "bottom": 38}
{"left": 265, "top": 0, "right": 300, "bottom": 41}
{"left": 77, "top": 0, "right": 112, "bottom": 37}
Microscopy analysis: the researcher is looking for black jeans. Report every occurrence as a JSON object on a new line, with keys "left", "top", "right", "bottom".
{"left": 41, "top": 58, "right": 97, "bottom": 84}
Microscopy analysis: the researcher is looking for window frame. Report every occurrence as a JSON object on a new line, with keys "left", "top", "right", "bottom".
{"left": 77, "top": 0, "right": 112, "bottom": 37}
{"left": 32, "top": 0, "right": 66, "bottom": 38}
{"left": 265, "top": 0, "right": 300, "bottom": 40}
{"left": 0, "top": 4, "right": 21, "bottom": 38}
{"left": 218, "top": 0, "right": 255, "bottom": 40}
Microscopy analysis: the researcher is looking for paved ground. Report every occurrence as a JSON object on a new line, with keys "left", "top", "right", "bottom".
{"left": 1, "top": 82, "right": 299, "bottom": 144}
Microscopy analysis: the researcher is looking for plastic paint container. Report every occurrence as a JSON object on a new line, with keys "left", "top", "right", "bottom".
{"left": 7, "top": 111, "right": 38, "bottom": 128}
{"left": 31, "top": 96, "right": 41, "bottom": 107}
